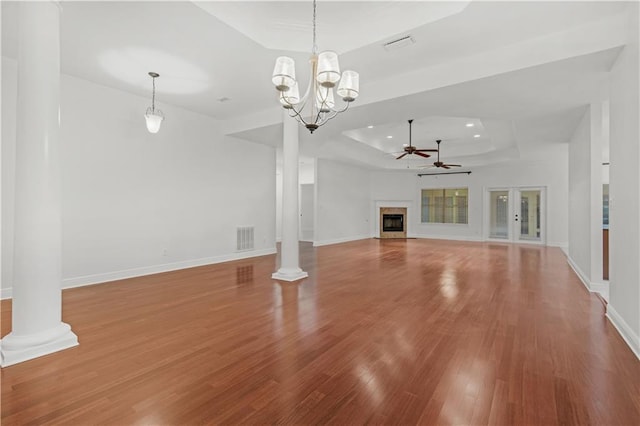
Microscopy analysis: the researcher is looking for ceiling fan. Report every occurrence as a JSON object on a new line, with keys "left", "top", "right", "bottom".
{"left": 422, "top": 139, "right": 462, "bottom": 169}
{"left": 395, "top": 119, "right": 438, "bottom": 160}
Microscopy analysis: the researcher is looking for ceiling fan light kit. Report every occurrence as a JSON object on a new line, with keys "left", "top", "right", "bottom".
{"left": 144, "top": 72, "right": 164, "bottom": 134}
{"left": 271, "top": 0, "right": 360, "bottom": 134}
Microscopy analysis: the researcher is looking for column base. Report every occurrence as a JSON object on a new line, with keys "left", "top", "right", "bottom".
{"left": 272, "top": 268, "right": 309, "bottom": 282}
{"left": 1, "top": 322, "right": 78, "bottom": 367}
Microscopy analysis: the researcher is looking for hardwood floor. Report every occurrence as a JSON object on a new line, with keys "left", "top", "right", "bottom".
{"left": 1, "top": 239, "right": 639, "bottom": 425}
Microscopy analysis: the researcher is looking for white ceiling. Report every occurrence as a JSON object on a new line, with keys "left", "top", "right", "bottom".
{"left": 193, "top": 1, "right": 470, "bottom": 54}
{"left": 0, "top": 1, "right": 631, "bottom": 169}
{"left": 230, "top": 47, "right": 621, "bottom": 169}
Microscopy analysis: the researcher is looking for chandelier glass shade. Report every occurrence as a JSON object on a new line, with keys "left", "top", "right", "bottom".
{"left": 144, "top": 72, "right": 164, "bottom": 134}
{"left": 272, "top": 0, "right": 360, "bottom": 133}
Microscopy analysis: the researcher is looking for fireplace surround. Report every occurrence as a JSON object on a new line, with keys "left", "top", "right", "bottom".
{"left": 379, "top": 207, "right": 407, "bottom": 238}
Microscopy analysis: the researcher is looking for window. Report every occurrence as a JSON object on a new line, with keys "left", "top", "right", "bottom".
{"left": 421, "top": 188, "right": 468, "bottom": 224}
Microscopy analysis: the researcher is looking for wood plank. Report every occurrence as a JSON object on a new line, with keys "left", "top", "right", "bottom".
{"left": 1, "top": 239, "right": 639, "bottom": 425}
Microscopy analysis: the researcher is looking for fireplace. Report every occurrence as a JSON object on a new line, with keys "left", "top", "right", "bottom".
{"left": 383, "top": 214, "right": 404, "bottom": 232}
{"left": 379, "top": 207, "right": 407, "bottom": 238}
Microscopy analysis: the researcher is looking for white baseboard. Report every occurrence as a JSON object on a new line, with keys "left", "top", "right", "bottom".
{"left": 566, "top": 255, "right": 609, "bottom": 301}
{"left": 1, "top": 248, "right": 277, "bottom": 299}
{"left": 313, "top": 234, "right": 371, "bottom": 247}
{"left": 606, "top": 304, "right": 640, "bottom": 360}
{"left": 590, "top": 281, "right": 610, "bottom": 302}
{"left": 0, "top": 288, "right": 12, "bottom": 300}
{"left": 412, "top": 234, "right": 483, "bottom": 242}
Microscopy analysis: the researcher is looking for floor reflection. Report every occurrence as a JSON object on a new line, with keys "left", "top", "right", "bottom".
{"left": 236, "top": 265, "right": 253, "bottom": 285}
{"left": 440, "top": 263, "right": 459, "bottom": 300}
{"left": 273, "top": 281, "right": 300, "bottom": 413}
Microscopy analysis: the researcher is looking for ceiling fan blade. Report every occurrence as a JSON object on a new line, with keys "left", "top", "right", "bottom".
{"left": 415, "top": 149, "right": 438, "bottom": 152}
{"left": 414, "top": 152, "right": 431, "bottom": 159}
{"left": 445, "top": 164, "right": 462, "bottom": 167}
{"left": 418, "top": 164, "right": 436, "bottom": 169}
{"left": 396, "top": 153, "right": 408, "bottom": 160}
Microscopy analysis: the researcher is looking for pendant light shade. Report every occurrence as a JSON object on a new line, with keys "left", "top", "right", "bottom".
{"left": 145, "top": 72, "right": 164, "bottom": 134}
{"left": 279, "top": 81, "right": 300, "bottom": 109}
{"left": 316, "top": 86, "right": 335, "bottom": 112}
{"left": 145, "top": 111, "right": 164, "bottom": 133}
{"left": 316, "top": 51, "right": 340, "bottom": 87}
{"left": 272, "top": 56, "right": 296, "bottom": 91}
{"left": 337, "top": 70, "right": 360, "bottom": 102}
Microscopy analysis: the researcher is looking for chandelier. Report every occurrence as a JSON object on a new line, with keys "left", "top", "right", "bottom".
{"left": 144, "top": 72, "right": 164, "bottom": 134}
{"left": 271, "top": 0, "right": 360, "bottom": 134}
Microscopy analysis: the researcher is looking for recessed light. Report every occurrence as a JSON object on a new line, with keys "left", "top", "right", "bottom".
{"left": 466, "top": 123, "right": 474, "bottom": 127}
{"left": 387, "top": 135, "right": 393, "bottom": 139}
{"left": 367, "top": 125, "right": 374, "bottom": 129}
{"left": 474, "top": 134, "right": 480, "bottom": 138}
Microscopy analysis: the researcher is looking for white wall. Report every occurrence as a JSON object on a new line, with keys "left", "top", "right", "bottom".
{"left": 370, "top": 155, "right": 569, "bottom": 246}
{"left": 568, "top": 110, "right": 591, "bottom": 283}
{"left": 315, "top": 159, "right": 371, "bottom": 246}
{"left": 567, "top": 105, "right": 606, "bottom": 295}
{"left": 369, "top": 172, "right": 417, "bottom": 237}
{"left": 299, "top": 160, "right": 315, "bottom": 185}
{"left": 2, "top": 56, "right": 276, "bottom": 296}
{"left": 608, "top": 3, "right": 640, "bottom": 358}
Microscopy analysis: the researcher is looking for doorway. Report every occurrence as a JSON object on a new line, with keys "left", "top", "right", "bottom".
{"left": 299, "top": 184, "right": 314, "bottom": 242}
{"left": 485, "top": 187, "right": 546, "bottom": 244}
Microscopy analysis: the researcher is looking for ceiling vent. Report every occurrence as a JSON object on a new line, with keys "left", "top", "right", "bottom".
{"left": 383, "top": 35, "right": 415, "bottom": 51}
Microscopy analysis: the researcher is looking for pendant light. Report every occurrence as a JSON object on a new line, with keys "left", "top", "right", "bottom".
{"left": 145, "top": 72, "right": 164, "bottom": 134}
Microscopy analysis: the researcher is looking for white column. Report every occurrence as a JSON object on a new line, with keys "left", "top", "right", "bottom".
{"left": 0, "top": 1, "right": 78, "bottom": 367}
{"left": 272, "top": 112, "right": 308, "bottom": 281}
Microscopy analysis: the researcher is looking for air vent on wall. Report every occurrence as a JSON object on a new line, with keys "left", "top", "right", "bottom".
{"left": 237, "top": 226, "right": 254, "bottom": 251}
{"left": 383, "top": 35, "right": 415, "bottom": 51}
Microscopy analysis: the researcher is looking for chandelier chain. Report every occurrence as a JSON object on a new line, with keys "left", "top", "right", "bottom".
{"left": 151, "top": 76, "right": 156, "bottom": 112}
{"left": 312, "top": 0, "right": 317, "bottom": 53}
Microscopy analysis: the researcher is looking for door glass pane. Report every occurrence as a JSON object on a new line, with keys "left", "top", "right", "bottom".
{"left": 490, "top": 191, "right": 509, "bottom": 239}
{"left": 519, "top": 190, "right": 541, "bottom": 241}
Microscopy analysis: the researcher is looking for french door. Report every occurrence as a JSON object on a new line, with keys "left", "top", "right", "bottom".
{"left": 485, "top": 187, "right": 546, "bottom": 244}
